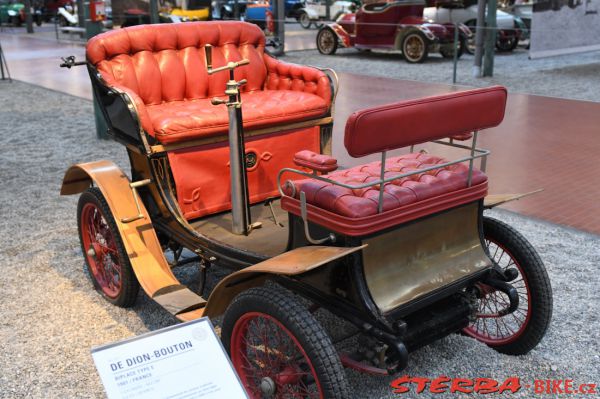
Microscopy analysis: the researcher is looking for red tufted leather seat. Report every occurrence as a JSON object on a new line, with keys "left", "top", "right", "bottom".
{"left": 280, "top": 86, "right": 507, "bottom": 236}
{"left": 284, "top": 153, "right": 486, "bottom": 219}
{"left": 86, "top": 21, "right": 332, "bottom": 144}
{"left": 281, "top": 153, "right": 488, "bottom": 235}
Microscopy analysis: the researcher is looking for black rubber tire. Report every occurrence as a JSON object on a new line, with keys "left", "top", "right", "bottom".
{"left": 465, "top": 20, "right": 477, "bottom": 55}
{"left": 480, "top": 216, "right": 553, "bottom": 355}
{"left": 222, "top": 286, "right": 349, "bottom": 399}
{"left": 495, "top": 37, "right": 519, "bottom": 52}
{"left": 77, "top": 188, "right": 140, "bottom": 308}
{"left": 299, "top": 11, "right": 311, "bottom": 29}
{"left": 316, "top": 27, "right": 338, "bottom": 55}
{"left": 440, "top": 37, "right": 464, "bottom": 59}
{"left": 401, "top": 31, "right": 429, "bottom": 63}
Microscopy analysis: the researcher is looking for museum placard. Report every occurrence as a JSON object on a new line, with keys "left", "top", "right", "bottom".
{"left": 91, "top": 318, "right": 248, "bottom": 399}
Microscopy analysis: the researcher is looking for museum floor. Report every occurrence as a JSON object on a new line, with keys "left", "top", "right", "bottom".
{"left": 2, "top": 31, "right": 599, "bottom": 235}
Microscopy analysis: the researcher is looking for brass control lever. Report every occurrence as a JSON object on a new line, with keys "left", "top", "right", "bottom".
{"left": 204, "top": 44, "right": 249, "bottom": 75}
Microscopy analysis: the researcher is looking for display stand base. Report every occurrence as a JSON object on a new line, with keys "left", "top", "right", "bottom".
{"left": 0, "top": 40, "right": 12, "bottom": 82}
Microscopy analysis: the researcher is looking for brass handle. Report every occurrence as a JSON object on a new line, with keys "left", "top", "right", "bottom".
{"left": 121, "top": 179, "right": 152, "bottom": 224}
{"left": 211, "top": 97, "right": 227, "bottom": 105}
{"left": 207, "top": 59, "right": 250, "bottom": 75}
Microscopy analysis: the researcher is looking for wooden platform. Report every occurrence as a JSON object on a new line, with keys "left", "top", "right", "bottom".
{"left": 2, "top": 33, "right": 598, "bottom": 235}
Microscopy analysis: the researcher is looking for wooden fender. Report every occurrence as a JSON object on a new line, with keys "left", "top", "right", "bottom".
{"left": 62, "top": 161, "right": 366, "bottom": 323}
{"left": 178, "top": 245, "right": 367, "bottom": 322}
{"left": 61, "top": 160, "right": 207, "bottom": 316}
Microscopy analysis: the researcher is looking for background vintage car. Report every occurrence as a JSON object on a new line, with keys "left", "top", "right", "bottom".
{"left": 213, "top": 0, "right": 303, "bottom": 19}
{"left": 0, "top": 0, "right": 42, "bottom": 26}
{"left": 297, "top": 0, "right": 358, "bottom": 28}
{"left": 317, "top": 0, "right": 473, "bottom": 63}
{"left": 424, "top": 0, "right": 528, "bottom": 52}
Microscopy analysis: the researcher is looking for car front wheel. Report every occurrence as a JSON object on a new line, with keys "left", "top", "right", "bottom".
{"left": 316, "top": 27, "right": 338, "bottom": 55}
{"left": 402, "top": 31, "right": 428, "bottom": 63}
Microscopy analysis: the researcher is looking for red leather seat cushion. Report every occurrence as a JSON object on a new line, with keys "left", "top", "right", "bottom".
{"left": 147, "top": 90, "right": 328, "bottom": 144}
{"left": 281, "top": 153, "right": 488, "bottom": 235}
{"left": 86, "top": 21, "right": 332, "bottom": 144}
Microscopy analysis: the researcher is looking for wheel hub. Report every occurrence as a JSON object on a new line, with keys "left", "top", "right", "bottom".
{"left": 260, "top": 376, "right": 276, "bottom": 396}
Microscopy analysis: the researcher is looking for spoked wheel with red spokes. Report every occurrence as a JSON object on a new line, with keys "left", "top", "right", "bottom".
{"left": 222, "top": 287, "right": 349, "bottom": 399}
{"left": 77, "top": 188, "right": 139, "bottom": 307}
{"left": 464, "top": 216, "right": 552, "bottom": 355}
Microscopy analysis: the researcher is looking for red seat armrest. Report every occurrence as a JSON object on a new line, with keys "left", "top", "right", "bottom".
{"left": 293, "top": 150, "right": 338, "bottom": 173}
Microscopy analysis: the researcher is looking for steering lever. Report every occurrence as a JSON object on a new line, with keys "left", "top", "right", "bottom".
{"left": 60, "top": 56, "right": 86, "bottom": 69}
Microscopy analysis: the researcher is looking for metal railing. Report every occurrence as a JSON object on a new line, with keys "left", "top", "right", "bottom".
{"left": 278, "top": 132, "right": 489, "bottom": 214}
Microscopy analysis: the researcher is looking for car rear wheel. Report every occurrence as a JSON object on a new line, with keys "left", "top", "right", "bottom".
{"left": 299, "top": 11, "right": 311, "bottom": 29}
{"left": 316, "top": 27, "right": 338, "bottom": 55}
{"left": 440, "top": 37, "right": 465, "bottom": 59}
{"left": 222, "top": 286, "right": 349, "bottom": 399}
{"left": 496, "top": 37, "right": 519, "bottom": 52}
{"left": 402, "top": 31, "right": 428, "bottom": 63}
{"left": 463, "top": 217, "right": 552, "bottom": 355}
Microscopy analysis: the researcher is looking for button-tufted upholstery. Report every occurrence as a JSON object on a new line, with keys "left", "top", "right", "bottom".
{"left": 87, "top": 21, "right": 332, "bottom": 144}
{"left": 280, "top": 86, "right": 504, "bottom": 235}
{"left": 284, "top": 153, "right": 487, "bottom": 218}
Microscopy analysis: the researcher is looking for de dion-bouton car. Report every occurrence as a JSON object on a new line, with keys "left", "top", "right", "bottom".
{"left": 316, "top": 0, "right": 473, "bottom": 63}
{"left": 59, "top": 21, "right": 552, "bottom": 398}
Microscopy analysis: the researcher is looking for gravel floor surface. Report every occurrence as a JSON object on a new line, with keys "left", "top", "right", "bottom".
{"left": 0, "top": 81, "right": 599, "bottom": 399}
{"left": 280, "top": 47, "right": 600, "bottom": 102}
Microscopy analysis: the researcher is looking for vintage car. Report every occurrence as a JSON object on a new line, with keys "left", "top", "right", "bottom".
{"left": 214, "top": 0, "right": 303, "bottom": 19}
{"left": 424, "top": 0, "right": 528, "bottom": 52}
{"left": 298, "top": 0, "right": 358, "bottom": 29}
{"left": 169, "top": 0, "right": 212, "bottom": 21}
{"left": 60, "top": 21, "right": 551, "bottom": 398}
{"left": 56, "top": 1, "right": 113, "bottom": 28}
{"left": 0, "top": 0, "right": 42, "bottom": 26}
{"left": 316, "top": 0, "right": 473, "bottom": 63}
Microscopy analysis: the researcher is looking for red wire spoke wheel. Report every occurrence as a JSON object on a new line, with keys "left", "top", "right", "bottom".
{"left": 77, "top": 188, "right": 139, "bottom": 307}
{"left": 464, "top": 217, "right": 553, "bottom": 355}
{"left": 222, "top": 287, "right": 349, "bottom": 399}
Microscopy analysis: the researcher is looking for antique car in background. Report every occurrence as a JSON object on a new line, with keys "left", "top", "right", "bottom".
{"left": 60, "top": 21, "right": 552, "bottom": 398}
{"left": 0, "top": 0, "right": 42, "bottom": 26}
{"left": 169, "top": 0, "right": 211, "bottom": 21}
{"left": 424, "top": 0, "right": 528, "bottom": 52}
{"left": 316, "top": 0, "right": 473, "bottom": 63}
{"left": 56, "top": 0, "right": 113, "bottom": 28}
{"left": 297, "top": 0, "right": 358, "bottom": 29}
{"left": 214, "top": 0, "right": 302, "bottom": 19}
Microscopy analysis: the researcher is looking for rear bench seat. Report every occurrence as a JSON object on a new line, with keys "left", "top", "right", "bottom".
{"left": 86, "top": 21, "right": 332, "bottom": 145}
{"left": 281, "top": 86, "right": 507, "bottom": 236}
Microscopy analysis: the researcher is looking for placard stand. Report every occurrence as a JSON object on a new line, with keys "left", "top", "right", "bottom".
{"left": 0, "top": 40, "right": 11, "bottom": 82}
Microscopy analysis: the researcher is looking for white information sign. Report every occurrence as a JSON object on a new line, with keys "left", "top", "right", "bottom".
{"left": 91, "top": 318, "right": 248, "bottom": 399}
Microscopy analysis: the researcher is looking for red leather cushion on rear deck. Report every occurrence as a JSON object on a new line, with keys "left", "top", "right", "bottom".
{"left": 281, "top": 153, "right": 487, "bottom": 235}
{"left": 147, "top": 90, "right": 328, "bottom": 144}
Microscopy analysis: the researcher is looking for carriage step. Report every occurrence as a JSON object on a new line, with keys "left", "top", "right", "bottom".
{"left": 152, "top": 284, "right": 207, "bottom": 316}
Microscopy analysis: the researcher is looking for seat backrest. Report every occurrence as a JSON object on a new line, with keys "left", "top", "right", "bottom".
{"left": 86, "top": 21, "right": 267, "bottom": 106}
{"left": 344, "top": 86, "right": 507, "bottom": 158}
